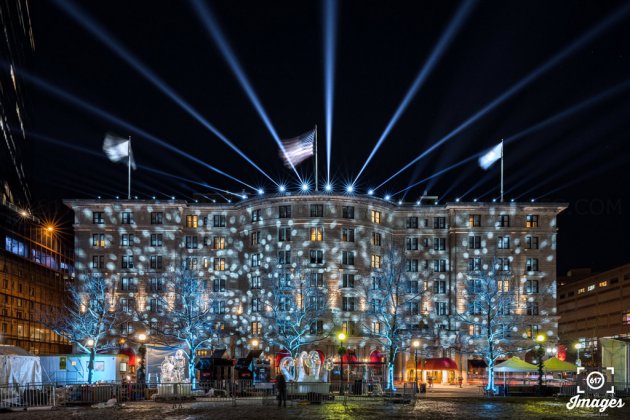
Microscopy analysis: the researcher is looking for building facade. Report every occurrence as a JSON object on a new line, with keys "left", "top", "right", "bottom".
{"left": 558, "top": 263, "right": 630, "bottom": 366}
{"left": 65, "top": 195, "right": 565, "bottom": 382}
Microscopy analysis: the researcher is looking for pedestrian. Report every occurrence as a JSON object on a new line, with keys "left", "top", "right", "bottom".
{"left": 276, "top": 373, "right": 287, "bottom": 407}
{"left": 458, "top": 376, "right": 463, "bottom": 388}
{"left": 427, "top": 376, "right": 433, "bottom": 389}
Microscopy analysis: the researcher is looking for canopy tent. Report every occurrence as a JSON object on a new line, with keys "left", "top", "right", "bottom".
{"left": 543, "top": 357, "right": 577, "bottom": 372}
{"left": 0, "top": 345, "right": 42, "bottom": 385}
{"left": 494, "top": 357, "right": 538, "bottom": 372}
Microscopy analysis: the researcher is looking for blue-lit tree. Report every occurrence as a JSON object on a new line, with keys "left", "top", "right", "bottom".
{"left": 44, "top": 275, "right": 120, "bottom": 384}
{"left": 137, "top": 268, "right": 221, "bottom": 386}
{"left": 363, "top": 242, "right": 427, "bottom": 390}
{"left": 456, "top": 261, "right": 522, "bottom": 393}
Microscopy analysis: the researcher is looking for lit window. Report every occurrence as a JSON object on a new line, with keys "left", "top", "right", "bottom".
{"left": 526, "top": 214, "right": 539, "bottom": 228}
{"left": 310, "top": 227, "right": 323, "bottom": 241}
{"left": 469, "top": 214, "right": 481, "bottom": 227}
{"left": 92, "top": 234, "right": 105, "bottom": 247}
{"left": 577, "top": 288, "right": 585, "bottom": 294}
{"left": 599, "top": 281, "right": 608, "bottom": 288}
{"left": 213, "top": 236, "right": 225, "bottom": 250}
{"left": 371, "top": 210, "right": 381, "bottom": 224}
{"left": 214, "top": 258, "right": 226, "bottom": 271}
{"left": 186, "top": 215, "right": 198, "bottom": 228}
{"left": 251, "top": 321, "right": 261, "bottom": 335}
{"left": 371, "top": 255, "right": 382, "bottom": 269}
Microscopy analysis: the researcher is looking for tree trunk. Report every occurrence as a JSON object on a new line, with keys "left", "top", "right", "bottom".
{"left": 386, "top": 361, "right": 396, "bottom": 391}
{"left": 188, "top": 349, "right": 197, "bottom": 387}
{"left": 87, "top": 347, "right": 95, "bottom": 384}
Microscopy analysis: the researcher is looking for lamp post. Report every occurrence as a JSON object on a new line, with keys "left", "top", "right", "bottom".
{"left": 251, "top": 339, "right": 260, "bottom": 382}
{"left": 575, "top": 343, "right": 582, "bottom": 367}
{"left": 412, "top": 340, "right": 420, "bottom": 390}
{"left": 338, "top": 332, "right": 346, "bottom": 394}
{"left": 137, "top": 333, "right": 147, "bottom": 385}
{"left": 535, "top": 334, "right": 546, "bottom": 394}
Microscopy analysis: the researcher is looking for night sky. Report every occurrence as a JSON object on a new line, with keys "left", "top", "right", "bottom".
{"left": 19, "top": 0, "right": 630, "bottom": 274}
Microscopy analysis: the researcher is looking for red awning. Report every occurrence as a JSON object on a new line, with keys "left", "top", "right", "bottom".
{"left": 118, "top": 347, "right": 136, "bottom": 366}
{"left": 369, "top": 350, "right": 384, "bottom": 364}
{"left": 423, "top": 357, "right": 458, "bottom": 370}
{"left": 341, "top": 352, "right": 358, "bottom": 363}
{"left": 275, "top": 349, "right": 291, "bottom": 366}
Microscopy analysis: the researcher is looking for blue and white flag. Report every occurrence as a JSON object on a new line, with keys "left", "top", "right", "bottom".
{"left": 478, "top": 142, "right": 502, "bottom": 170}
{"left": 280, "top": 129, "right": 315, "bottom": 168}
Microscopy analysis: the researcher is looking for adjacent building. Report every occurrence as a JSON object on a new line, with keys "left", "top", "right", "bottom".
{"left": 65, "top": 195, "right": 565, "bottom": 382}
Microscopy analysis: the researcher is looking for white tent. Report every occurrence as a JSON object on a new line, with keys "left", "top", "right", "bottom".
{"left": 0, "top": 345, "right": 42, "bottom": 385}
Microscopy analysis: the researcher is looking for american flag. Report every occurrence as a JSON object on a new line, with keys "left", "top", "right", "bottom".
{"left": 280, "top": 129, "right": 315, "bottom": 168}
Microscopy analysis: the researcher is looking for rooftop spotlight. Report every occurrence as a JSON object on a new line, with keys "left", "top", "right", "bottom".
{"left": 97, "top": 196, "right": 101, "bottom": 199}
{"left": 116, "top": 196, "right": 120, "bottom": 200}
{"left": 152, "top": 196, "right": 156, "bottom": 200}
{"left": 473, "top": 198, "right": 478, "bottom": 202}
{"left": 346, "top": 185, "right": 354, "bottom": 193}
{"left": 384, "top": 194, "right": 391, "bottom": 201}
{"left": 257, "top": 188, "right": 264, "bottom": 195}
{"left": 324, "top": 183, "right": 332, "bottom": 192}
{"left": 241, "top": 194, "right": 247, "bottom": 199}
{"left": 511, "top": 198, "right": 515, "bottom": 202}
{"left": 531, "top": 198, "right": 535, "bottom": 202}
{"left": 279, "top": 185, "right": 286, "bottom": 193}
{"left": 416, "top": 201, "right": 420, "bottom": 205}
{"left": 492, "top": 198, "right": 497, "bottom": 202}
{"left": 455, "top": 198, "right": 460, "bottom": 202}
{"left": 368, "top": 189, "right": 374, "bottom": 196}
{"left": 397, "top": 200, "right": 402, "bottom": 205}
{"left": 301, "top": 183, "right": 310, "bottom": 192}
{"left": 171, "top": 196, "right": 175, "bottom": 200}
{"left": 134, "top": 195, "right": 138, "bottom": 199}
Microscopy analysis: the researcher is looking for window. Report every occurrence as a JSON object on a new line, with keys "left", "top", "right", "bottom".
{"left": 118, "top": 212, "right": 131, "bottom": 224}
{"left": 371, "top": 321, "right": 382, "bottom": 335}
{"left": 407, "top": 280, "right": 419, "bottom": 293}
{"left": 251, "top": 276, "right": 261, "bottom": 289}
{"left": 526, "top": 214, "right": 539, "bottom": 228}
{"left": 433, "top": 217, "right": 446, "bottom": 229}
{"left": 526, "top": 279, "right": 539, "bottom": 294}
{"left": 310, "top": 273, "right": 324, "bottom": 288}
{"left": 278, "top": 250, "right": 291, "bottom": 265}
{"left": 120, "top": 234, "right": 134, "bottom": 247}
{"left": 342, "top": 251, "right": 355, "bottom": 265}
{"left": 342, "top": 227, "right": 355, "bottom": 242}
{"left": 251, "top": 253, "right": 261, "bottom": 267}
{"left": 214, "top": 257, "right": 226, "bottom": 271}
{"left": 278, "top": 227, "right": 291, "bottom": 242}
{"left": 310, "top": 227, "right": 323, "bottom": 241}
{"left": 468, "top": 236, "right": 481, "bottom": 249}
{"left": 92, "top": 255, "right": 104, "bottom": 269}
{"left": 149, "top": 277, "right": 164, "bottom": 292}
{"left": 371, "top": 255, "right": 382, "bottom": 269}
{"left": 342, "top": 206, "right": 354, "bottom": 219}
{"left": 469, "top": 324, "right": 482, "bottom": 336}
{"left": 433, "top": 280, "right": 446, "bottom": 294}
{"left": 278, "top": 273, "right": 291, "bottom": 288}
{"left": 369, "top": 299, "right": 382, "bottom": 313}
{"left": 251, "top": 209, "right": 261, "bottom": 222}
{"left": 498, "top": 215, "right": 510, "bottom": 227}
{"left": 497, "top": 279, "right": 510, "bottom": 292}
{"left": 469, "top": 214, "right": 481, "bottom": 227}
{"left": 342, "top": 297, "right": 356, "bottom": 311}
{"left": 278, "top": 296, "right": 291, "bottom": 312}
{"left": 372, "top": 276, "right": 382, "bottom": 290}
{"left": 279, "top": 205, "right": 292, "bottom": 218}
{"left": 433, "top": 259, "right": 446, "bottom": 272}
{"left": 498, "top": 236, "right": 510, "bottom": 249}
{"left": 213, "top": 236, "right": 225, "bottom": 250}
{"left": 406, "top": 237, "right": 419, "bottom": 250}
{"left": 92, "top": 234, "right": 105, "bottom": 247}
{"left": 185, "top": 257, "right": 198, "bottom": 270}
{"left": 342, "top": 321, "right": 357, "bottom": 336}
{"left": 310, "top": 320, "right": 324, "bottom": 335}
{"left": 310, "top": 250, "right": 324, "bottom": 264}
{"left": 250, "top": 231, "right": 260, "bottom": 245}
{"left": 213, "top": 278, "right": 226, "bottom": 292}
{"left": 150, "top": 255, "right": 163, "bottom": 269}
{"left": 526, "top": 258, "right": 539, "bottom": 272}
{"left": 151, "top": 212, "right": 163, "bottom": 224}
{"left": 434, "top": 238, "right": 446, "bottom": 251}
{"left": 371, "top": 210, "right": 381, "bottom": 224}
{"left": 498, "top": 302, "right": 512, "bottom": 315}
{"left": 526, "top": 325, "right": 540, "bottom": 339}
{"left": 526, "top": 301, "right": 539, "bottom": 316}
{"left": 121, "top": 255, "right": 134, "bottom": 269}
{"left": 436, "top": 301, "right": 448, "bottom": 315}
{"left": 150, "top": 234, "right": 163, "bottom": 247}
{"left": 120, "top": 277, "right": 131, "bottom": 291}
{"left": 92, "top": 211, "right": 104, "bottom": 224}
{"left": 213, "top": 215, "right": 226, "bottom": 227}
{"left": 310, "top": 204, "right": 323, "bottom": 217}
{"left": 406, "top": 259, "right": 419, "bottom": 272}
{"left": 372, "top": 232, "right": 382, "bottom": 246}
{"left": 525, "top": 236, "right": 539, "bottom": 249}
{"left": 407, "top": 302, "right": 420, "bottom": 315}
{"left": 623, "top": 312, "right": 630, "bottom": 325}
{"left": 599, "top": 281, "right": 608, "bottom": 288}
{"left": 468, "top": 301, "right": 482, "bottom": 315}
{"left": 120, "top": 298, "right": 130, "bottom": 313}
{"left": 251, "top": 321, "right": 261, "bottom": 335}
{"left": 496, "top": 257, "right": 511, "bottom": 272}
{"left": 407, "top": 217, "right": 419, "bottom": 228}
{"left": 185, "top": 236, "right": 198, "bottom": 249}
{"left": 186, "top": 215, "right": 198, "bottom": 228}
{"left": 342, "top": 274, "right": 355, "bottom": 288}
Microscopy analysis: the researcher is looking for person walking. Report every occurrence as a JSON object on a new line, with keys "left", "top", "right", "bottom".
{"left": 276, "top": 373, "right": 287, "bottom": 407}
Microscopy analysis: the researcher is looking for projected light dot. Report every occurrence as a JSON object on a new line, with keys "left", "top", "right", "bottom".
{"left": 97, "top": 196, "right": 101, "bottom": 199}
{"left": 279, "top": 185, "right": 286, "bottom": 193}
{"left": 368, "top": 189, "right": 374, "bottom": 195}
{"left": 416, "top": 201, "right": 420, "bottom": 205}
{"left": 346, "top": 185, "right": 354, "bottom": 193}
{"left": 116, "top": 196, "right": 120, "bottom": 200}
{"left": 324, "top": 183, "right": 332, "bottom": 192}
{"left": 301, "top": 183, "right": 310, "bottom": 192}
{"left": 152, "top": 196, "right": 156, "bottom": 200}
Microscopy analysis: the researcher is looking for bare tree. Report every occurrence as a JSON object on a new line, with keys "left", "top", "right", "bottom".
{"left": 261, "top": 263, "right": 331, "bottom": 360}
{"left": 363, "top": 242, "right": 427, "bottom": 390}
{"left": 455, "top": 260, "right": 526, "bottom": 392}
{"left": 44, "top": 275, "right": 120, "bottom": 384}
{"left": 137, "top": 268, "right": 221, "bottom": 386}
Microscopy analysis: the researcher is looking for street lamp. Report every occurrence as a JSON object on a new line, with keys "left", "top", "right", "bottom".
{"left": 338, "top": 332, "right": 346, "bottom": 394}
{"left": 574, "top": 343, "right": 582, "bottom": 367}
{"left": 412, "top": 340, "right": 420, "bottom": 389}
{"left": 251, "top": 339, "right": 260, "bottom": 382}
{"left": 137, "top": 333, "right": 147, "bottom": 385}
{"left": 535, "top": 334, "right": 546, "bottom": 394}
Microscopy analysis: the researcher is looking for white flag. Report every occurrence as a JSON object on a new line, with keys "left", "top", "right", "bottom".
{"left": 478, "top": 142, "right": 502, "bottom": 170}
{"left": 280, "top": 129, "right": 315, "bottom": 168}
{"left": 103, "top": 133, "right": 136, "bottom": 170}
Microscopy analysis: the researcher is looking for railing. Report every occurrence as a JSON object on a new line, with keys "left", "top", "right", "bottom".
{"left": 0, "top": 384, "right": 56, "bottom": 409}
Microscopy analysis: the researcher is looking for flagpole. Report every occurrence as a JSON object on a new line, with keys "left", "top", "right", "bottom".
{"left": 314, "top": 125, "right": 318, "bottom": 192}
{"left": 500, "top": 139, "right": 504, "bottom": 203}
{"left": 128, "top": 136, "right": 131, "bottom": 200}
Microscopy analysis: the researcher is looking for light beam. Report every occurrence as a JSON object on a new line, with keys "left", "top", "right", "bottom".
{"left": 323, "top": 0, "right": 338, "bottom": 183}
